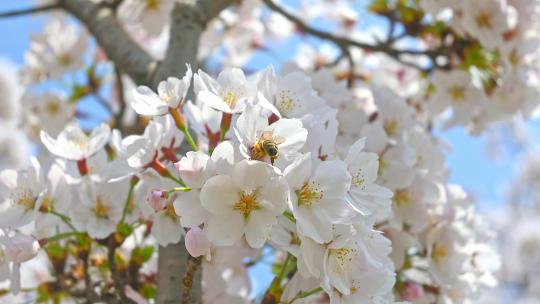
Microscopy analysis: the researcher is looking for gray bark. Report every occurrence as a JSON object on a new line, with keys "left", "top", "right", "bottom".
{"left": 59, "top": 0, "right": 157, "bottom": 86}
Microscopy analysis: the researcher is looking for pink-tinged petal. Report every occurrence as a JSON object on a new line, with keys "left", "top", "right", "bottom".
{"left": 185, "top": 227, "right": 211, "bottom": 258}
{"left": 148, "top": 190, "right": 167, "bottom": 212}
{"left": 402, "top": 282, "right": 424, "bottom": 301}
{"left": 124, "top": 285, "right": 148, "bottom": 304}
{"left": 176, "top": 151, "right": 209, "bottom": 188}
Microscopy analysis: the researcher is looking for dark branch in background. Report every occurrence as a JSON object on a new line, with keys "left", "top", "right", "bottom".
{"left": 0, "top": 3, "right": 60, "bottom": 19}
{"left": 152, "top": 0, "right": 240, "bottom": 87}
{"left": 93, "top": 93, "right": 114, "bottom": 115}
{"left": 59, "top": 0, "right": 157, "bottom": 86}
{"left": 262, "top": 0, "right": 446, "bottom": 72}
{"left": 113, "top": 66, "right": 126, "bottom": 128}
{"left": 101, "top": 0, "right": 125, "bottom": 10}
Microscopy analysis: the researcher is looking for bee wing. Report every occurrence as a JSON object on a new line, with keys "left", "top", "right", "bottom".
{"left": 273, "top": 135, "right": 286, "bottom": 145}
{"left": 260, "top": 131, "right": 273, "bottom": 140}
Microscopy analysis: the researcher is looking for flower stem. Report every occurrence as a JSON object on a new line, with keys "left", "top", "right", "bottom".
{"left": 120, "top": 177, "right": 139, "bottom": 224}
{"left": 167, "top": 186, "right": 192, "bottom": 194}
{"left": 165, "top": 174, "right": 185, "bottom": 186}
{"left": 285, "top": 287, "right": 323, "bottom": 304}
{"left": 169, "top": 107, "right": 198, "bottom": 151}
{"left": 46, "top": 231, "right": 86, "bottom": 244}
{"left": 277, "top": 253, "right": 292, "bottom": 283}
{"left": 183, "top": 128, "right": 199, "bottom": 151}
{"left": 49, "top": 210, "right": 78, "bottom": 232}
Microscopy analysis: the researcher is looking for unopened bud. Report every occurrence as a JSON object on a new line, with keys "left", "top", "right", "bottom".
{"left": 148, "top": 190, "right": 168, "bottom": 211}
{"left": 185, "top": 227, "right": 211, "bottom": 259}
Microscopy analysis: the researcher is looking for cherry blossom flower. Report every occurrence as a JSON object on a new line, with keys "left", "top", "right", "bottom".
{"left": 234, "top": 104, "right": 307, "bottom": 167}
{"left": 0, "top": 158, "right": 43, "bottom": 229}
{"left": 131, "top": 65, "right": 192, "bottom": 116}
{"left": 344, "top": 138, "right": 393, "bottom": 220}
{"left": 200, "top": 159, "right": 287, "bottom": 248}
{"left": 40, "top": 123, "right": 111, "bottom": 161}
{"left": 195, "top": 68, "right": 255, "bottom": 114}
{"left": 71, "top": 179, "right": 128, "bottom": 239}
{"left": 284, "top": 154, "right": 352, "bottom": 243}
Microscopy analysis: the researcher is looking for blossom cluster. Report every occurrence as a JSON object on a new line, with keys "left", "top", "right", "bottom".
{"left": 303, "top": 64, "right": 501, "bottom": 302}
{"left": 417, "top": 0, "right": 540, "bottom": 132}
{"left": 0, "top": 59, "right": 500, "bottom": 302}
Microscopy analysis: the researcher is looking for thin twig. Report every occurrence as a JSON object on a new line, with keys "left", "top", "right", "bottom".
{"left": 93, "top": 93, "right": 114, "bottom": 115}
{"left": 0, "top": 3, "right": 60, "bottom": 18}
{"left": 49, "top": 209, "right": 78, "bottom": 232}
{"left": 107, "top": 238, "right": 135, "bottom": 303}
{"left": 263, "top": 0, "right": 433, "bottom": 56}
{"left": 113, "top": 66, "right": 126, "bottom": 128}
{"left": 341, "top": 46, "right": 356, "bottom": 88}
{"left": 263, "top": 0, "right": 441, "bottom": 71}
{"left": 101, "top": 0, "right": 125, "bottom": 10}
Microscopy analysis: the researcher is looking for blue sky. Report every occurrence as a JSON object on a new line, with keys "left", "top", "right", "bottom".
{"left": 0, "top": 0, "right": 519, "bottom": 296}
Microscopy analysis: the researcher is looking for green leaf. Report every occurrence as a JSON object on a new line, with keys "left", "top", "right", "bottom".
{"left": 69, "top": 84, "right": 90, "bottom": 102}
{"left": 117, "top": 222, "right": 134, "bottom": 237}
{"left": 369, "top": 0, "right": 390, "bottom": 13}
{"left": 141, "top": 283, "right": 157, "bottom": 299}
{"left": 46, "top": 242, "right": 66, "bottom": 260}
{"left": 132, "top": 246, "right": 155, "bottom": 265}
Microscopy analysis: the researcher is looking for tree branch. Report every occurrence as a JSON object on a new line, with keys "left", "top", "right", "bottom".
{"left": 0, "top": 3, "right": 60, "bottom": 19}
{"left": 59, "top": 0, "right": 157, "bottom": 86}
{"left": 262, "top": 0, "right": 442, "bottom": 69}
{"left": 154, "top": 2, "right": 237, "bottom": 304}
{"left": 182, "top": 256, "right": 202, "bottom": 304}
{"left": 152, "top": 0, "right": 239, "bottom": 86}
{"left": 113, "top": 66, "right": 127, "bottom": 129}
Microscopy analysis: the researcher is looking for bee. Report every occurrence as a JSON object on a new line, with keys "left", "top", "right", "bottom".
{"left": 251, "top": 131, "right": 285, "bottom": 165}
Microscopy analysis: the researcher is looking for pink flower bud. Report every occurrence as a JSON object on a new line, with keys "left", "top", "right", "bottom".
{"left": 148, "top": 190, "right": 167, "bottom": 211}
{"left": 185, "top": 227, "right": 211, "bottom": 258}
{"left": 402, "top": 281, "right": 424, "bottom": 301}
{"left": 3, "top": 233, "right": 40, "bottom": 264}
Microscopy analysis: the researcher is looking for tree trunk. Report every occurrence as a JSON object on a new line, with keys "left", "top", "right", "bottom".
{"left": 61, "top": 1, "right": 237, "bottom": 303}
